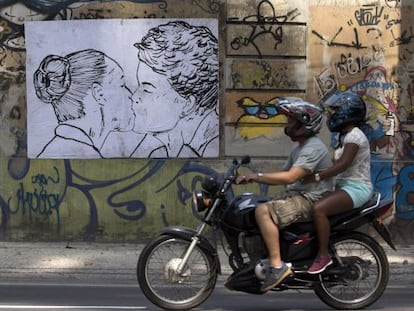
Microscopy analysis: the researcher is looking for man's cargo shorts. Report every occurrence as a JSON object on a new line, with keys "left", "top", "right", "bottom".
{"left": 265, "top": 192, "right": 313, "bottom": 228}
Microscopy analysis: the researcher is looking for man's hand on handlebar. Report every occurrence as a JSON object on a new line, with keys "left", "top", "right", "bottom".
{"left": 235, "top": 173, "right": 257, "bottom": 184}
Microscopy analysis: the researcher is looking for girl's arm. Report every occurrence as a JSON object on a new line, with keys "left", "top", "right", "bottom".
{"left": 316, "top": 142, "right": 359, "bottom": 181}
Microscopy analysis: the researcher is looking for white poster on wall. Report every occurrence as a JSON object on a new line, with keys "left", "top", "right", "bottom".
{"left": 25, "top": 19, "right": 219, "bottom": 159}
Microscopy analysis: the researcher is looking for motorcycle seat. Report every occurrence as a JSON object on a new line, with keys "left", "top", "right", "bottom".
{"left": 327, "top": 192, "right": 381, "bottom": 225}
{"left": 283, "top": 192, "right": 382, "bottom": 234}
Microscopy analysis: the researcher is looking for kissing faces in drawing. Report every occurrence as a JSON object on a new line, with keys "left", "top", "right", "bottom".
{"left": 131, "top": 60, "right": 195, "bottom": 134}
{"left": 92, "top": 60, "right": 135, "bottom": 132}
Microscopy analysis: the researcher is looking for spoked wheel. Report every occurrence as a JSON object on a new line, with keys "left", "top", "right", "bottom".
{"left": 137, "top": 235, "right": 218, "bottom": 310}
{"left": 314, "top": 232, "right": 389, "bottom": 310}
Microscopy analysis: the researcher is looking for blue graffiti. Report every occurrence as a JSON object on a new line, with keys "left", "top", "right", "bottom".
{"left": 156, "top": 161, "right": 220, "bottom": 220}
{"left": 395, "top": 164, "right": 414, "bottom": 220}
{"left": 8, "top": 166, "right": 62, "bottom": 229}
{"left": 107, "top": 160, "right": 165, "bottom": 221}
{"left": 31, "top": 166, "right": 60, "bottom": 188}
{"left": 3, "top": 158, "right": 217, "bottom": 241}
{"left": 3, "top": 162, "right": 63, "bottom": 234}
{"left": 12, "top": 181, "right": 61, "bottom": 219}
{"left": 370, "top": 154, "right": 396, "bottom": 201}
{"left": 0, "top": 195, "right": 10, "bottom": 239}
{"left": 64, "top": 159, "right": 166, "bottom": 240}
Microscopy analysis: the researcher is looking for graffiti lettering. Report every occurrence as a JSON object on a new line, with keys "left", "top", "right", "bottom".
{"left": 385, "top": 18, "right": 401, "bottom": 30}
{"left": 314, "top": 67, "right": 337, "bottom": 96}
{"left": 354, "top": 6, "right": 384, "bottom": 26}
{"left": 335, "top": 51, "right": 384, "bottom": 78}
{"left": 31, "top": 166, "right": 60, "bottom": 190}
{"left": 230, "top": 25, "right": 283, "bottom": 57}
{"left": 9, "top": 168, "right": 61, "bottom": 224}
{"left": 12, "top": 182, "right": 60, "bottom": 219}
{"left": 228, "top": 0, "right": 301, "bottom": 57}
{"left": 354, "top": 80, "right": 394, "bottom": 91}
{"left": 76, "top": 10, "right": 107, "bottom": 20}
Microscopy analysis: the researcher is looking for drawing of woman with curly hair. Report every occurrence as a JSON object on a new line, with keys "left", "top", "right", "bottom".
{"left": 131, "top": 21, "right": 219, "bottom": 157}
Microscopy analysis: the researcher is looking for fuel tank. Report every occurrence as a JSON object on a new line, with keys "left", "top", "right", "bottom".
{"left": 223, "top": 193, "right": 269, "bottom": 231}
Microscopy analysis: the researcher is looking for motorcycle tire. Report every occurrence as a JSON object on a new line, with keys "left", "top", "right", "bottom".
{"left": 137, "top": 234, "right": 218, "bottom": 310}
{"left": 314, "top": 232, "right": 389, "bottom": 310}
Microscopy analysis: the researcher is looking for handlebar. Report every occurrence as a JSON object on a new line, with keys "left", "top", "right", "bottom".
{"left": 224, "top": 156, "right": 255, "bottom": 183}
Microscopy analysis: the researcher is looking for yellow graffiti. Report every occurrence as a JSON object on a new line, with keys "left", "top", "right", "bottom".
{"left": 235, "top": 96, "right": 286, "bottom": 140}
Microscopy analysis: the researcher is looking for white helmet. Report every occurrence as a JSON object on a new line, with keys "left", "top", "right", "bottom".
{"left": 276, "top": 97, "right": 324, "bottom": 140}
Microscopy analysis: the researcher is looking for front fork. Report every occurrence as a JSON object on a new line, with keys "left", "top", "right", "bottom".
{"left": 160, "top": 225, "right": 221, "bottom": 275}
{"left": 174, "top": 196, "right": 224, "bottom": 274}
{"left": 177, "top": 235, "right": 201, "bottom": 273}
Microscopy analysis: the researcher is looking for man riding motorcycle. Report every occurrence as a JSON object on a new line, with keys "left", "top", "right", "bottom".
{"left": 137, "top": 97, "right": 395, "bottom": 311}
{"left": 235, "top": 98, "right": 334, "bottom": 291}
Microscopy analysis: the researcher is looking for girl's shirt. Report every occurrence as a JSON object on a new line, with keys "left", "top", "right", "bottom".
{"left": 334, "top": 127, "right": 371, "bottom": 185}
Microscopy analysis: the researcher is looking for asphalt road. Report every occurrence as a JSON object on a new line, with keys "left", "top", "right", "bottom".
{"left": 0, "top": 280, "right": 412, "bottom": 311}
{"left": 0, "top": 241, "right": 412, "bottom": 310}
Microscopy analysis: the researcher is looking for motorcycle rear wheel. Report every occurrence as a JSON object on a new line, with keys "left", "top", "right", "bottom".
{"left": 137, "top": 235, "right": 218, "bottom": 310}
{"left": 314, "top": 232, "right": 389, "bottom": 310}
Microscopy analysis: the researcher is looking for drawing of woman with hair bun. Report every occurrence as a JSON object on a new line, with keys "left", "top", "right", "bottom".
{"left": 33, "top": 49, "right": 135, "bottom": 158}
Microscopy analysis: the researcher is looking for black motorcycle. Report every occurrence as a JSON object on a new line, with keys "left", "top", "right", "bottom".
{"left": 137, "top": 156, "right": 396, "bottom": 310}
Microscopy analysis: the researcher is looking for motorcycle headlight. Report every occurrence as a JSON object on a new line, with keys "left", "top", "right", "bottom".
{"left": 192, "top": 190, "right": 213, "bottom": 212}
{"left": 202, "top": 175, "right": 220, "bottom": 194}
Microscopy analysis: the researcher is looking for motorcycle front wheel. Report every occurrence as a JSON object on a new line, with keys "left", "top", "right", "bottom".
{"left": 137, "top": 235, "right": 218, "bottom": 310}
{"left": 314, "top": 232, "right": 389, "bottom": 310}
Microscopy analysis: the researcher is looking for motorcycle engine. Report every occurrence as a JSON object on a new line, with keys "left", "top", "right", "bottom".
{"left": 238, "top": 232, "right": 266, "bottom": 266}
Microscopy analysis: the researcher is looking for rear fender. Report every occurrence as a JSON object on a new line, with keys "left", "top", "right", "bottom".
{"left": 372, "top": 219, "right": 396, "bottom": 250}
{"left": 331, "top": 194, "right": 392, "bottom": 231}
{"left": 331, "top": 196, "right": 396, "bottom": 250}
{"left": 160, "top": 226, "right": 221, "bottom": 273}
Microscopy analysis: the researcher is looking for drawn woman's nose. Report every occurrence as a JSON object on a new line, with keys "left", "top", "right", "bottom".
{"left": 132, "top": 91, "right": 141, "bottom": 105}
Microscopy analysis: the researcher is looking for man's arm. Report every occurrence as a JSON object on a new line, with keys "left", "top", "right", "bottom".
{"left": 236, "top": 166, "right": 308, "bottom": 185}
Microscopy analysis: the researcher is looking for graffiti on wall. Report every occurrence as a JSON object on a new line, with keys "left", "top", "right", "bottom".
{"left": 0, "top": 157, "right": 228, "bottom": 241}
{"left": 224, "top": 0, "right": 308, "bottom": 157}
{"left": 310, "top": 2, "right": 414, "bottom": 243}
{"left": 227, "top": 0, "right": 303, "bottom": 58}
{"left": 0, "top": 1, "right": 171, "bottom": 51}
{"left": 0, "top": 0, "right": 413, "bottom": 244}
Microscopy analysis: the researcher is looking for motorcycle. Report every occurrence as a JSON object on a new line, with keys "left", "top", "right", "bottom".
{"left": 137, "top": 156, "right": 396, "bottom": 310}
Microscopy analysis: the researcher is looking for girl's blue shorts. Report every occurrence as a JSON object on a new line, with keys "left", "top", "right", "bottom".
{"left": 336, "top": 180, "right": 373, "bottom": 208}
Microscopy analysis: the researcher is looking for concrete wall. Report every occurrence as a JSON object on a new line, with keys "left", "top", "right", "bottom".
{"left": 0, "top": 0, "right": 413, "bottom": 244}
